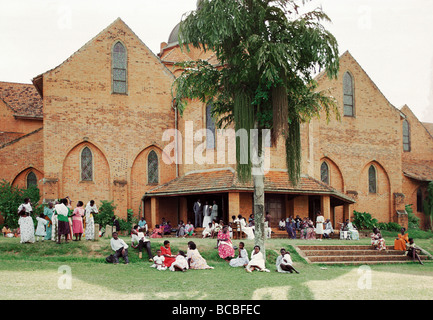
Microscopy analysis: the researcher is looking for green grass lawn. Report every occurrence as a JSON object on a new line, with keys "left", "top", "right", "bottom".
{"left": 1, "top": 234, "right": 433, "bottom": 300}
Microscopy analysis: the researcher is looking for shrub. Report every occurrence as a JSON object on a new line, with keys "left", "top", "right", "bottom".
{"left": 94, "top": 200, "right": 116, "bottom": 228}
{"left": 353, "top": 211, "right": 378, "bottom": 230}
{"left": 406, "top": 204, "right": 420, "bottom": 230}
{"left": 0, "top": 180, "right": 41, "bottom": 229}
{"left": 377, "top": 222, "right": 401, "bottom": 232}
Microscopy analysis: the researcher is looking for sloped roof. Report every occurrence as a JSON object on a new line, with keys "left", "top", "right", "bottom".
{"left": 422, "top": 122, "right": 433, "bottom": 138}
{"left": 145, "top": 169, "right": 355, "bottom": 203}
{"left": 403, "top": 161, "right": 433, "bottom": 182}
{"left": 0, "top": 82, "right": 43, "bottom": 118}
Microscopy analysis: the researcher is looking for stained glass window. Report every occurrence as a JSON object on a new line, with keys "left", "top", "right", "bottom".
{"left": 206, "top": 104, "right": 215, "bottom": 149}
{"left": 321, "top": 162, "right": 329, "bottom": 184}
{"left": 343, "top": 72, "right": 354, "bottom": 117}
{"left": 403, "top": 120, "right": 410, "bottom": 151}
{"left": 27, "top": 171, "right": 37, "bottom": 188}
{"left": 81, "top": 147, "right": 93, "bottom": 181}
{"left": 417, "top": 188, "right": 423, "bottom": 212}
{"left": 112, "top": 42, "right": 127, "bottom": 94}
{"left": 368, "top": 165, "right": 377, "bottom": 193}
{"left": 148, "top": 150, "right": 158, "bottom": 184}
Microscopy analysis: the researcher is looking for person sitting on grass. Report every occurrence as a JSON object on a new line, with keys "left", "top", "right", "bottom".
{"left": 184, "top": 221, "right": 195, "bottom": 237}
{"left": 150, "top": 224, "right": 163, "bottom": 238}
{"left": 187, "top": 241, "right": 214, "bottom": 270}
{"left": 245, "top": 245, "right": 269, "bottom": 273}
{"left": 229, "top": 242, "right": 249, "bottom": 268}
{"left": 405, "top": 238, "right": 424, "bottom": 265}
{"left": 169, "top": 251, "right": 189, "bottom": 272}
{"left": 2, "top": 224, "right": 14, "bottom": 238}
{"left": 276, "top": 248, "right": 299, "bottom": 274}
{"left": 217, "top": 225, "right": 235, "bottom": 261}
{"left": 150, "top": 249, "right": 167, "bottom": 270}
{"left": 161, "top": 240, "right": 176, "bottom": 268}
{"left": 202, "top": 223, "right": 213, "bottom": 239}
{"left": 131, "top": 226, "right": 153, "bottom": 261}
{"left": 110, "top": 232, "right": 129, "bottom": 265}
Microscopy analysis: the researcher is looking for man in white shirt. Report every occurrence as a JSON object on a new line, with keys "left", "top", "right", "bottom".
{"left": 131, "top": 226, "right": 153, "bottom": 261}
{"left": 110, "top": 232, "right": 129, "bottom": 264}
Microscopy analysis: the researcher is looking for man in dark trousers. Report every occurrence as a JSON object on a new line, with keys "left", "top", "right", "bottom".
{"left": 193, "top": 199, "right": 202, "bottom": 229}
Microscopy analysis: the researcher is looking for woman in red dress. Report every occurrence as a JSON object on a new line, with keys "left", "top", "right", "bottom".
{"left": 217, "top": 225, "right": 235, "bottom": 261}
{"left": 161, "top": 240, "right": 176, "bottom": 267}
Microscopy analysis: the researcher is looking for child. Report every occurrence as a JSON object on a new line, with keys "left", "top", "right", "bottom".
{"left": 229, "top": 242, "right": 249, "bottom": 268}
{"left": 405, "top": 238, "right": 424, "bottom": 265}
{"left": 150, "top": 249, "right": 167, "bottom": 270}
{"left": 276, "top": 248, "right": 299, "bottom": 274}
{"left": 169, "top": 251, "right": 189, "bottom": 272}
{"left": 110, "top": 232, "right": 129, "bottom": 264}
{"left": 35, "top": 213, "right": 48, "bottom": 242}
{"left": 202, "top": 223, "right": 213, "bottom": 238}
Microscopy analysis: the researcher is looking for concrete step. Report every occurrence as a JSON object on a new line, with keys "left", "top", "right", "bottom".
{"left": 296, "top": 245, "right": 395, "bottom": 251}
{"left": 307, "top": 255, "right": 428, "bottom": 263}
{"left": 302, "top": 250, "right": 404, "bottom": 256}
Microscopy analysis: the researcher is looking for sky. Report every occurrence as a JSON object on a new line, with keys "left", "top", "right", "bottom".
{"left": 1, "top": 0, "right": 432, "bottom": 123}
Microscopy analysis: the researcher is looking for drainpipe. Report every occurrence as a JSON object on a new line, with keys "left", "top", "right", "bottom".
{"left": 172, "top": 98, "right": 179, "bottom": 178}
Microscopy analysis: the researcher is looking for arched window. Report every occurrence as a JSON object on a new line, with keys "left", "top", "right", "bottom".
{"left": 321, "top": 162, "right": 329, "bottom": 185}
{"left": 206, "top": 104, "right": 216, "bottom": 149}
{"left": 26, "top": 171, "right": 37, "bottom": 188}
{"left": 403, "top": 120, "right": 411, "bottom": 152}
{"left": 81, "top": 147, "right": 93, "bottom": 181}
{"left": 417, "top": 188, "right": 423, "bottom": 212}
{"left": 148, "top": 150, "right": 159, "bottom": 184}
{"left": 368, "top": 165, "right": 377, "bottom": 193}
{"left": 343, "top": 72, "right": 354, "bottom": 117}
{"left": 112, "top": 41, "right": 127, "bottom": 94}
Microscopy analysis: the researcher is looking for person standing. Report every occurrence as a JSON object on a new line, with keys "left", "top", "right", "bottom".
{"left": 44, "top": 202, "right": 54, "bottom": 240}
{"left": 85, "top": 200, "right": 98, "bottom": 240}
{"left": 211, "top": 201, "right": 218, "bottom": 222}
{"left": 202, "top": 201, "right": 211, "bottom": 228}
{"left": 55, "top": 198, "right": 71, "bottom": 244}
{"left": 35, "top": 213, "right": 48, "bottom": 242}
{"left": 315, "top": 211, "right": 325, "bottom": 241}
{"left": 18, "top": 210, "right": 35, "bottom": 243}
{"left": 72, "top": 201, "right": 85, "bottom": 241}
{"left": 193, "top": 199, "right": 202, "bottom": 229}
{"left": 18, "top": 198, "right": 33, "bottom": 216}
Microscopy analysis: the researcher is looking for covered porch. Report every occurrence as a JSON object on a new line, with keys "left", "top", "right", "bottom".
{"left": 143, "top": 169, "right": 355, "bottom": 229}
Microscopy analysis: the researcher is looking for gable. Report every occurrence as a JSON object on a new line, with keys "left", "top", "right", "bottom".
{"left": 34, "top": 18, "right": 175, "bottom": 97}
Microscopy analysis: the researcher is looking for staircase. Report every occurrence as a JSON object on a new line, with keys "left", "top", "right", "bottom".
{"left": 295, "top": 245, "right": 429, "bottom": 265}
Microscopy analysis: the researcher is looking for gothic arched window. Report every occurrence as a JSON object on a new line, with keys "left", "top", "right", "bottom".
{"left": 343, "top": 71, "right": 354, "bottom": 117}
{"left": 368, "top": 165, "right": 377, "bottom": 194}
{"left": 206, "top": 104, "right": 216, "bottom": 149}
{"left": 27, "top": 171, "right": 37, "bottom": 188}
{"left": 403, "top": 119, "right": 411, "bottom": 152}
{"left": 148, "top": 150, "right": 159, "bottom": 184}
{"left": 417, "top": 188, "right": 423, "bottom": 212}
{"left": 321, "top": 162, "right": 329, "bottom": 185}
{"left": 81, "top": 147, "right": 93, "bottom": 181}
{"left": 112, "top": 41, "right": 127, "bottom": 94}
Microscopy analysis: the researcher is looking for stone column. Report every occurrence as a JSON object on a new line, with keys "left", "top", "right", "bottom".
{"left": 320, "top": 195, "right": 331, "bottom": 221}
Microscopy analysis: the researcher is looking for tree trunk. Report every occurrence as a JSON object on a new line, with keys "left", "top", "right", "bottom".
{"left": 252, "top": 127, "right": 266, "bottom": 260}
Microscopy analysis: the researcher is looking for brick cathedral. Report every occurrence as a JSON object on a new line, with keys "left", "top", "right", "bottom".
{"left": 1, "top": 17, "right": 432, "bottom": 229}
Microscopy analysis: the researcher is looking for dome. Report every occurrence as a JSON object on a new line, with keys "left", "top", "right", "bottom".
{"left": 167, "top": 22, "right": 181, "bottom": 46}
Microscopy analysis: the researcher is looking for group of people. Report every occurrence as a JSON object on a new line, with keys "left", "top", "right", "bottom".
{"left": 279, "top": 212, "right": 333, "bottom": 241}
{"left": 107, "top": 223, "right": 300, "bottom": 274}
{"left": 193, "top": 199, "right": 219, "bottom": 229}
{"left": 13, "top": 197, "right": 99, "bottom": 244}
{"left": 372, "top": 227, "right": 424, "bottom": 265}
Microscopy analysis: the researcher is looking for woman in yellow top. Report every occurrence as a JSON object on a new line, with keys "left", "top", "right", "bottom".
{"left": 394, "top": 227, "right": 409, "bottom": 251}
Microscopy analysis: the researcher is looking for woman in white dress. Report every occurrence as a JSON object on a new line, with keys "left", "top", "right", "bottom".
{"left": 276, "top": 248, "right": 299, "bottom": 274}
{"left": 18, "top": 212, "right": 35, "bottom": 243}
{"left": 229, "top": 242, "right": 249, "bottom": 268}
{"left": 169, "top": 251, "right": 189, "bottom": 272}
{"left": 239, "top": 217, "right": 255, "bottom": 240}
{"left": 246, "top": 246, "right": 269, "bottom": 272}
{"left": 202, "top": 204, "right": 212, "bottom": 229}
{"left": 315, "top": 211, "right": 325, "bottom": 241}
{"left": 85, "top": 200, "right": 98, "bottom": 240}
